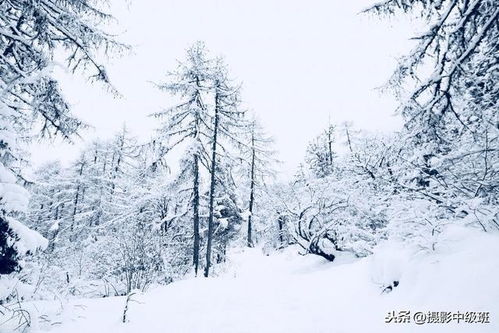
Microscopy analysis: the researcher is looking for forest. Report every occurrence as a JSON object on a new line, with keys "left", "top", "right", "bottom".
{"left": 0, "top": 0, "right": 498, "bottom": 332}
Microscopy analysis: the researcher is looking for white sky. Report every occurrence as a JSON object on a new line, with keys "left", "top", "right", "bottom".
{"left": 30, "top": 0, "right": 419, "bottom": 175}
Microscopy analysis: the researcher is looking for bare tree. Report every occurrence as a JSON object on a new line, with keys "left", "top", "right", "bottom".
{"left": 204, "top": 59, "right": 246, "bottom": 277}
{"left": 153, "top": 42, "right": 214, "bottom": 276}
{"left": 243, "top": 119, "right": 276, "bottom": 247}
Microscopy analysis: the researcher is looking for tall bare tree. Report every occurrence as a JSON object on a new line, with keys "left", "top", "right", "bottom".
{"left": 153, "top": 42, "right": 214, "bottom": 276}
{"left": 243, "top": 119, "right": 276, "bottom": 247}
{"left": 204, "top": 59, "right": 246, "bottom": 277}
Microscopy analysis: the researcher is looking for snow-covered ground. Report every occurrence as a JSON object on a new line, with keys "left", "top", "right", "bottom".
{"left": 8, "top": 226, "right": 499, "bottom": 333}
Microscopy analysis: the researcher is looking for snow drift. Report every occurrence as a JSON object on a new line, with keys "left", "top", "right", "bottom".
{"left": 2, "top": 225, "right": 498, "bottom": 333}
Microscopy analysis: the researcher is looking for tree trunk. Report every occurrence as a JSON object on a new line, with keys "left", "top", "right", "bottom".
{"left": 111, "top": 132, "right": 125, "bottom": 195}
{"left": 192, "top": 153, "right": 200, "bottom": 276}
{"left": 327, "top": 127, "right": 333, "bottom": 166}
{"left": 70, "top": 185, "right": 80, "bottom": 232}
{"left": 70, "top": 161, "right": 85, "bottom": 233}
{"left": 247, "top": 130, "right": 256, "bottom": 247}
{"left": 48, "top": 204, "right": 62, "bottom": 252}
{"left": 278, "top": 216, "right": 285, "bottom": 247}
{"left": 204, "top": 89, "right": 220, "bottom": 278}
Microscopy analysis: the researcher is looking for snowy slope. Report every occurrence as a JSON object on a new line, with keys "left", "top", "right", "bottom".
{"left": 11, "top": 226, "right": 499, "bottom": 333}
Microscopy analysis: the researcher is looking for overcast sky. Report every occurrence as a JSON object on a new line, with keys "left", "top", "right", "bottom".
{"left": 30, "top": 0, "right": 419, "bottom": 175}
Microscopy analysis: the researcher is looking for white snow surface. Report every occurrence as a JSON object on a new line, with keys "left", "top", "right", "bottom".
{"left": 10, "top": 226, "right": 499, "bottom": 333}
{"left": 7, "top": 217, "right": 48, "bottom": 255}
{"left": 0, "top": 163, "right": 30, "bottom": 213}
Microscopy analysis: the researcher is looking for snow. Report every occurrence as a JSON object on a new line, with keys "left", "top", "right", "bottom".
{"left": 218, "top": 217, "right": 229, "bottom": 229}
{"left": 0, "top": 163, "right": 30, "bottom": 213}
{"left": 7, "top": 217, "right": 48, "bottom": 255}
{"left": 0, "top": 275, "right": 34, "bottom": 302}
{"left": 9, "top": 226, "right": 499, "bottom": 333}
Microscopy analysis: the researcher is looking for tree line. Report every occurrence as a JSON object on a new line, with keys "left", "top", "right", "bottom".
{"left": 1, "top": 0, "right": 497, "bottom": 307}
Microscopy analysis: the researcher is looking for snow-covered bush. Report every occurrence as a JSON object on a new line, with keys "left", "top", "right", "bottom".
{"left": 269, "top": 129, "right": 396, "bottom": 261}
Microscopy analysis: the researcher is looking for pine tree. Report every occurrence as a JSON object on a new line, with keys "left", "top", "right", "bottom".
{"left": 204, "top": 59, "right": 246, "bottom": 277}
{"left": 154, "top": 42, "right": 248, "bottom": 277}
{"left": 305, "top": 123, "right": 336, "bottom": 178}
{"left": 210, "top": 157, "right": 244, "bottom": 263}
{"left": 243, "top": 119, "right": 276, "bottom": 247}
{"left": 0, "top": 0, "right": 125, "bottom": 277}
{"left": 153, "top": 42, "right": 214, "bottom": 276}
{"left": 365, "top": 0, "right": 499, "bottom": 231}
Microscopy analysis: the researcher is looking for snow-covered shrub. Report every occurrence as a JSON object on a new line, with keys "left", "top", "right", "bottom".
{"left": 274, "top": 130, "right": 393, "bottom": 261}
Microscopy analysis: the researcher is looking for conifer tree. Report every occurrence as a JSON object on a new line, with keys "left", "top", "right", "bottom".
{"left": 0, "top": 0, "right": 125, "bottom": 276}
